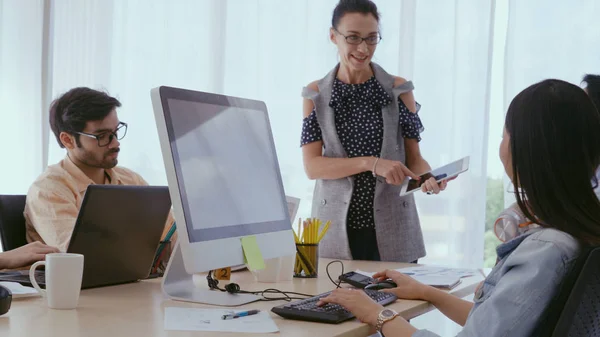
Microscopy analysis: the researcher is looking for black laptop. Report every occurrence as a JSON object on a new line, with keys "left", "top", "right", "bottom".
{"left": 0, "top": 185, "right": 171, "bottom": 289}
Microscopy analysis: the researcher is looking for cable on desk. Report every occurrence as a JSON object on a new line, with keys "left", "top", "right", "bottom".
{"left": 326, "top": 260, "right": 344, "bottom": 289}
{"left": 206, "top": 270, "right": 315, "bottom": 302}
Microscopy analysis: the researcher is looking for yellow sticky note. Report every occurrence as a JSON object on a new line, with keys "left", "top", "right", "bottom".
{"left": 241, "top": 236, "right": 265, "bottom": 271}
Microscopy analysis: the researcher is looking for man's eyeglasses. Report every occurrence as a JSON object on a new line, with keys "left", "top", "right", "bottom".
{"left": 334, "top": 28, "right": 382, "bottom": 45}
{"left": 74, "top": 122, "right": 128, "bottom": 147}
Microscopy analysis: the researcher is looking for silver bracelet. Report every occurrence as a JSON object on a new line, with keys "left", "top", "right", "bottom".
{"left": 372, "top": 157, "right": 380, "bottom": 177}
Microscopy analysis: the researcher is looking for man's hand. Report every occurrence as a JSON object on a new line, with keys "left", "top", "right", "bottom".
{"left": 0, "top": 242, "right": 59, "bottom": 270}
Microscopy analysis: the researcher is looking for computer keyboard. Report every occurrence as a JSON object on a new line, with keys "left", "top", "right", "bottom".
{"left": 271, "top": 289, "right": 397, "bottom": 324}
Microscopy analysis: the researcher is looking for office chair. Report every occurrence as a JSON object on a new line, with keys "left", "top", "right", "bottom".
{"left": 539, "top": 246, "right": 600, "bottom": 337}
{"left": 0, "top": 195, "right": 28, "bottom": 251}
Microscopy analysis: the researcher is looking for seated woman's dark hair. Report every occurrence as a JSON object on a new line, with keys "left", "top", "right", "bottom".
{"left": 505, "top": 79, "right": 600, "bottom": 245}
{"left": 332, "top": 0, "right": 380, "bottom": 29}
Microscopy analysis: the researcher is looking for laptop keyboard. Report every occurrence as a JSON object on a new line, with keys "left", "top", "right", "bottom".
{"left": 0, "top": 270, "right": 45, "bottom": 285}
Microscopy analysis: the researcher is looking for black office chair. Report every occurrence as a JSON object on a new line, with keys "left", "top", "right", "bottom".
{"left": 539, "top": 246, "right": 600, "bottom": 337}
{"left": 0, "top": 195, "right": 28, "bottom": 251}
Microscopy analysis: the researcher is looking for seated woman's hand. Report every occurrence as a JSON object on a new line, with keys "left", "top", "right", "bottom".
{"left": 372, "top": 269, "right": 430, "bottom": 301}
{"left": 316, "top": 288, "right": 383, "bottom": 326}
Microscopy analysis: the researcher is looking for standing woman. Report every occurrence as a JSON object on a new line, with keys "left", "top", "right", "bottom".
{"left": 301, "top": 0, "right": 445, "bottom": 262}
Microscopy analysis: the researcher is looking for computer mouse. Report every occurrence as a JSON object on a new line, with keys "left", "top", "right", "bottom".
{"left": 0, "top": 285, "right": 12, "bottom": 316}
{"left": 364, "top": 280, "right": 397, "bottom": 291}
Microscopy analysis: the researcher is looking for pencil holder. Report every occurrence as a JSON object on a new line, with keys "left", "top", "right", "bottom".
{"left": 294, "top": 243, "right": 319, "bottom": 278}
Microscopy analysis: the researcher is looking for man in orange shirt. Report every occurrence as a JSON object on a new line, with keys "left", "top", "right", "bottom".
{"left": 24, "top": 87, "right": 175, "bottom": 252}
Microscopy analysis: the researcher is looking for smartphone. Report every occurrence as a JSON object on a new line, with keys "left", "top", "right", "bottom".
{"left": 399, "top": 156, "right": 470, "bottom": 196}
{"left": 338, "top": 271, "right": 375, "bottom": 289}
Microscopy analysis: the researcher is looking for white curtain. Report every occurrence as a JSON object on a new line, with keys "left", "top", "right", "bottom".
{"left": 0, "top": 0, "right": 45, "bottom": 195}
{"left": 0, "top": 0, "right": 495, "bottom": 334}
{"left": 42, "top": 0, "right": 494, "bottom": 272}
{"left": 2, "top": 0, "right": 599, "bottom": 334}
{"left": 502, "top": 0, "right": 600, "bottom": 206}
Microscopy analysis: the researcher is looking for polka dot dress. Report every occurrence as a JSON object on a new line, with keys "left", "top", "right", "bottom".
{"left": 300, "top": 76, "right": 424, "bottom": 260}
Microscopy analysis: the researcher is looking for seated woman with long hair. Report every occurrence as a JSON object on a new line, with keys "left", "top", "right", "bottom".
{"left": 317, "top": 79, "right": 600, "bottom": 336}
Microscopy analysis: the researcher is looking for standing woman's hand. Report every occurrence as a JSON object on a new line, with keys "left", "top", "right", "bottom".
{"left": 420, "top": 176, "right": 456, "bottom": 195}
{"left": 373, "top": 158, "right": 420, "bottom": 185}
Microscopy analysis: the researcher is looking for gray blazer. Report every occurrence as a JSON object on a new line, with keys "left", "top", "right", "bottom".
{"left": 302, "top": 62, "right": 425, "bottom": 262}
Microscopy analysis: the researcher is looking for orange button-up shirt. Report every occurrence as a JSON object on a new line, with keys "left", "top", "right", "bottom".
{"left": 24, "top": 155, "right": 175, "bottom": 252}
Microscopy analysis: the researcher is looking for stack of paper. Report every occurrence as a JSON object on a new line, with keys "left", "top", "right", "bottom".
{"left": 0, "top": 282, "right": 39, "bottom": 298}
{"left": 407, "top": 275, "right": 461, "bottom": 289}
{"left": 355, "top": 265, "right": 480, "bottom": 290}
{"left": 397, "top": 266, "right": 479, "bottom": 279}
{"left": 164, "top": 307, "right": 279, "bottom": 333}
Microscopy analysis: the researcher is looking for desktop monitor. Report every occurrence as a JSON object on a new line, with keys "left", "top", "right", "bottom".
{"left": 151, "top": 86, "right": 295, "bottom": 299}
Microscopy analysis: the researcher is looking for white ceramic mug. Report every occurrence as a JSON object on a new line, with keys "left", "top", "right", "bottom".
{"left": 29, "top": 253, "right": 84, "bottom": 309}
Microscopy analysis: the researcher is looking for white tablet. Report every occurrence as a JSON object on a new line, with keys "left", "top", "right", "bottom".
{"left": 400, "top": 156, "right": 470, "bottom": 196}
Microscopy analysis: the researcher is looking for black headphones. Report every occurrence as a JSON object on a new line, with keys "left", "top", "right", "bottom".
{"left": 206, "top": 272, "right": 242, "bottom": 294}
{"left": 0, "top": 285, "right": 12, "bottom": 316}
{"left": 205, "top": 270, "right": 313, "bottom": 301}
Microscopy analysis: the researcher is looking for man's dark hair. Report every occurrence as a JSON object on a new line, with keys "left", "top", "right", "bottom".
{"left": 49, "top": 87, "right": 121, "bottom": 148}
{"left": 583, "top": 74, "right": 600, "bottom": 112}
{"left": 331, "top": 0, "right": 380, "bottom": 29}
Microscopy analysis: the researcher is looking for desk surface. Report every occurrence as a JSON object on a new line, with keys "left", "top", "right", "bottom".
{"left": 1, "top": 259, "right": 482, "bottom": 337}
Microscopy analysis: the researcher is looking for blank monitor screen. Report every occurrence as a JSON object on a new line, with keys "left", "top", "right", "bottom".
{"left": 162, "top": 92, "right": 289, "bottom": 243}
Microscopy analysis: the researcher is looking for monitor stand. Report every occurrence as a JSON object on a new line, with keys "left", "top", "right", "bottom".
{"left": 161, "top": 241, "right": 261, "bottom": 306}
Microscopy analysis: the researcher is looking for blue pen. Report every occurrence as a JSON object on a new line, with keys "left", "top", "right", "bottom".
{"left": 221, "top": 309, "right": 260, "bottom": 320}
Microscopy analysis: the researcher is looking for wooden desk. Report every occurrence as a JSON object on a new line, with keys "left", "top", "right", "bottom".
{"left": 0, "top": 259, "right": 482, "bottom": 337}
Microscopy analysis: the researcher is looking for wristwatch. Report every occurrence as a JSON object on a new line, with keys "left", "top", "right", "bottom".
{"left": 375, "top": 308, "right": 399, "bottom": 332}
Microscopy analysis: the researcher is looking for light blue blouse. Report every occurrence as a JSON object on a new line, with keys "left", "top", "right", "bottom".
{"left": 413, "top": 228, "right": 580, "bottom": 337}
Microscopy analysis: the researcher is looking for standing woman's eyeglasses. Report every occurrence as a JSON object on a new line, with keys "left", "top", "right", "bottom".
{"left": 333, "top": 28, "right": 382, "bottom": 45}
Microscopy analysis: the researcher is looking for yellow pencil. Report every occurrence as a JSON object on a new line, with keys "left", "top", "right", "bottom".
{"left": 297, "top": 218, "right": 301, "bottom": 242}
{"left": 308, "top": 218, "right": 313, "bottom": 244}
{"left": 309, "top": 218, "right": 314, "bottom": 244}
{"left": 297, "top": 247, "right": 314, "bottom": 273}
{"left": 315, "top": 219, "right": 321, "bottom": 243}
{"left": 304, "top": 220, "right": 310, "bottom": 243}
{"left": 304, "top": 219, "right": 308, "bottom": 244}
{"left": 307, "top": 220, "right": 311, "bottom": 244}
{"left": 302, "top": 220, "right": 308, "bottom": 243}
{"left": 317, "top": 220, "right": 330, "bottom": 243}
